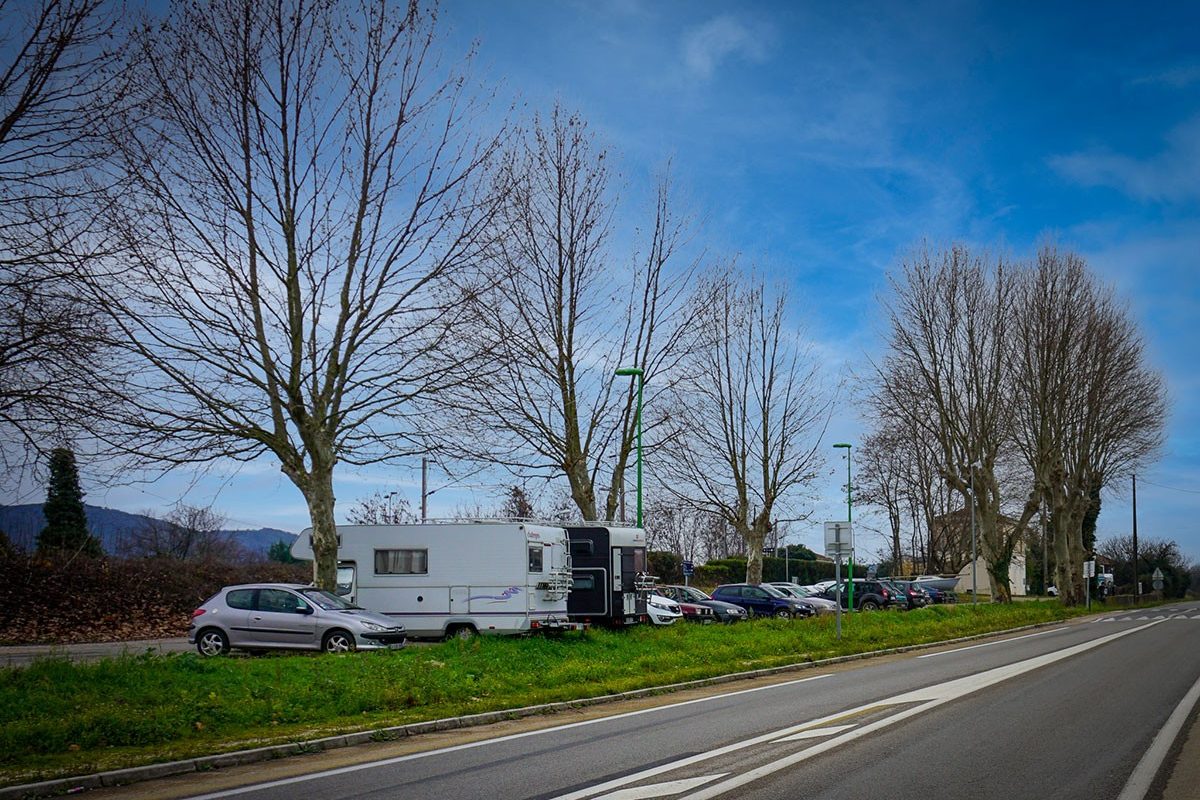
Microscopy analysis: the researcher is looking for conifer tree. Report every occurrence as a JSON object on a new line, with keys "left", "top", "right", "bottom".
{"left": 38, "top": 448, "right": 102, "bottom": 556}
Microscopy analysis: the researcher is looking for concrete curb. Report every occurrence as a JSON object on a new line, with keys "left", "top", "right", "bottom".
{"left": 0, "top": 616, "right": 1086, "bottom": 799}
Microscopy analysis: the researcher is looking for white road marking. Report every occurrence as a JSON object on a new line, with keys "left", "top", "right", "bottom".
{"left": 1135, "top": 616, "right": 1149, "bottom": 620}
{"left": 774, "top": 724, "right": 857, "bottom": 742}
{"left": 915, "top": 628, "right": 1058, "bottom": 658}
{"left": 681, "top": 618, "right": 1171, "bottom": 800}
{"left": 182, "top": 674, "right": 831, "bottom": 800}
{"left": 1116, "top": 669, "right": 1200, "bottom": 800}
{"left": 594, "top": 775, "right": 728, "bottom": 800}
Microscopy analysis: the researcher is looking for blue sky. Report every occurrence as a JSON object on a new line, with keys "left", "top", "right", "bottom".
{"left": 6, "top": 1, "right": 1198, "bottom": 564}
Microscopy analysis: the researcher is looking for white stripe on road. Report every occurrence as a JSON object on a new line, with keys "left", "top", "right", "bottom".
{"left": 774, "top": 724, "right": 857, "bottom": 742}
{"left": 1116, "top": 669, "right": 1200, "bottom": 800}
{"left": 184, "top": 674, "right": 830, "bottom": 800}
{"left": 915, "top": 628, "right": 1058, "bottom": 658}
{"left": 681, "top": 618, "right": 1171, "bottom": 800}
{"left": 594, "top": 774, "right": 728, "bottom": 800}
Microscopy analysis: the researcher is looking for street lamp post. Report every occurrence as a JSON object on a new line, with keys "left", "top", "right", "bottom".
{"left": 970, "top": 466, "right": 977, "bottom": 605}
{"left": 833, "top": 443, "right": 853, "bottom": 610}
{"left": 615, "top": 367, "right": 645, "bottom": 527}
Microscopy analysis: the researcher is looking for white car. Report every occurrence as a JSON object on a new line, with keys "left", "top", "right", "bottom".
{"left": 647, "top": 594, "right": 684, "bottom": 625}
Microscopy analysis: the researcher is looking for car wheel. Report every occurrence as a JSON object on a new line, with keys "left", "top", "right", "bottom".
{"left": 196, "top": 628, "right": 229, "bottom": 657}
{"left": 861, "top": 600, "right": 881, "bottom": 611}
{"left": 774, "top": 608, "right": 792, "bottom": 619}
{"left": 322, "top": 629, "right": 356, "bottom": 653}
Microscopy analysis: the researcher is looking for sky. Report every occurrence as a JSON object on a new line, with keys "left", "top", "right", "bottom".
{"left": 5, "top": 0, "right": 1198, "bottom": 565}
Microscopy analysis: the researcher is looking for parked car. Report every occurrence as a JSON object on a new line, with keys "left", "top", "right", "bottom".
{"left": 885, "top": 580, "right": 931, "bottom": 610}
{"left": 918, "top": 583, "right": 958, "bottom": 604}
{"left": 657, "top": 585, "right": 748, "bottom": 622}
{"left": 768, "top": 582, "right": 839, "bottom": 614}
{"left": 189, "top": 583, "right": 407, "bottom": 656}
{"left": 710, "top": 583, "right": 816, "bottom": 619}
{"left": 646, "top": 594, "right": 683, "bottom": 625}
{"left": 819, "top": 579, "right": 896, "bottom": 611}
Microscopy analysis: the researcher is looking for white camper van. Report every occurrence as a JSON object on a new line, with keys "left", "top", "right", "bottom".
{"left": 290, "top": 522, "right": 576, "bottom": 639}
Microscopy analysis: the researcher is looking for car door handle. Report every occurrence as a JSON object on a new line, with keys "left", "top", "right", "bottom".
{"left": 252, "top": 616, "right": 263, "bottom": 620}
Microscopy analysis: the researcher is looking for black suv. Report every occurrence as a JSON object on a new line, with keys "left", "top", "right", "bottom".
{"left": 820, "top": 579, "right": 896, "bottom": 611}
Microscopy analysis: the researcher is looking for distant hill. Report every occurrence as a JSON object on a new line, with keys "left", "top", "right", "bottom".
{"left": 0, "top": 504, "right": 297, "bottom": 557}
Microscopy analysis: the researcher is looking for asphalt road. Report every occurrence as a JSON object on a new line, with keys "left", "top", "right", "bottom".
{"left": 145, "top": 601, "right": 1200, "bottom": 800}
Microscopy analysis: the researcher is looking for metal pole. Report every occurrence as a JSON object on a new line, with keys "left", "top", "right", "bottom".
{"left": 421, "top": 457, "right": 428, "bottom": 523}
{"left": 971, "top": 467, "right": 977, "bottom": 605}
{"left": 1132, "top": 472, "right": 1139, "bottom": 598}
{"left": 1040, "top": 505, "right": 1047, "bottom": 595}
{"left": 636, "top": 372, "right": 643, "bottom": 528}
{"left": 846, "top": 447, "right": 854, "bottom": 610}
{"left": 834, "top": 555, "right": 842, "bottom": 639}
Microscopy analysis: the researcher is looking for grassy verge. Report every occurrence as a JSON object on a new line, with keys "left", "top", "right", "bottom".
{"left": 0, "top": 601, "right": 1128, "bottom": 785}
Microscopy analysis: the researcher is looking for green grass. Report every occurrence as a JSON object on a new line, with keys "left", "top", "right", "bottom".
{"left": 0, "top": 601, "right": 1123, "bottom": 785}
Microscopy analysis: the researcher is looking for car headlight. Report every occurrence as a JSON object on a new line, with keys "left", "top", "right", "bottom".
{"left": 360, "top": 622, "right": 389, "bottom": 633}
{"left": 649, "top": 600, "right": 667, "bottom": 610}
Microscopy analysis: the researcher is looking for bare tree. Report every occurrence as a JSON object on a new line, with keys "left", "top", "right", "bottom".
{"left": 345, "top": 490, "right": 416, "bottom": 526}
{"left": 1011, "top": 248, "right": 1166, "bottom": 604}
{"left": 0, "top": 0, "right": 125, "bottom": 471}
{"left": 870, "top": 245, "right": 1038, "bottom": 601}
{"left": 659, "top": 274, "right": 830, "bottom": 584}
{"left": 87, "top": 0, "right": 500, "bottom": 589}
{"left": 124, "top": 504, "right": 239, "bottom": 561}
{"left": 428, "top": 107, "right": 699, "bottom": 522}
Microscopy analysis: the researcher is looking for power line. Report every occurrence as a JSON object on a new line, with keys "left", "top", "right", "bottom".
{"left": 1136, "top": 478, "right": 1200, "bottom": 496}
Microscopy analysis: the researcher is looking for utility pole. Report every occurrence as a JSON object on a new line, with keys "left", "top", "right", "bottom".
{"left": 1132, "top": 472, "right": 1139, "bottom": 598}
{"left": 421, "top": 457, "right": 429, "bottom": 523}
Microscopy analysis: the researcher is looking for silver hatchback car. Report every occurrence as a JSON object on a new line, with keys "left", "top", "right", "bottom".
{"left": 189, "top": 583, "right": 406, "bottom": 656}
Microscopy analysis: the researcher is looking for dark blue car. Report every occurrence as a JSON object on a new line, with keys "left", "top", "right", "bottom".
{"left": 710, "top": 583, "right": 815, "bottom": 619}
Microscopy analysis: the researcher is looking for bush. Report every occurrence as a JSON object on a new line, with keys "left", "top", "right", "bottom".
{"left": 0, "top": 554, "right": 308, "bottom": 644}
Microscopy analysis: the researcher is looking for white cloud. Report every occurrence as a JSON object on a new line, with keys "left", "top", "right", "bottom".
{"left": 680, "top": 14, "right": 770, "bottom": 79}
{"left": 1049, "top": 115, "right": 1200, "bottom": 203}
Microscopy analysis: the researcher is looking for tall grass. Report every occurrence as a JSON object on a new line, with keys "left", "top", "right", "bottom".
{"left": 0, "top": 602, "right": 1091, "bottom": 784}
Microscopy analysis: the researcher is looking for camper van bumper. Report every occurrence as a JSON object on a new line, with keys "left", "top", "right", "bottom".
{"left": 530, "top": 616, "right": 584, "bottom": 632}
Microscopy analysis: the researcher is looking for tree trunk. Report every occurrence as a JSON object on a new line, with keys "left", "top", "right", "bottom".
{"left": 303, "top": 467, "right": 339, "bottom": 590}
{"left": 744, "top": 525, "right": 765, "bottom": 584}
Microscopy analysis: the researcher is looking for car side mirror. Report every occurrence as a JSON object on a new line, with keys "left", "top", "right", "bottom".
{"left": 297, "top": 604, "right": 314, "bottom": 615}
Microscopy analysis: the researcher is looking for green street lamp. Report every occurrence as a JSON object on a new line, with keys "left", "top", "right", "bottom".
{"left": 833, "top": 442, "right": 853, "bottom": 609}
{"left": 615, "top": 366, "right": 645, "bottom": 527}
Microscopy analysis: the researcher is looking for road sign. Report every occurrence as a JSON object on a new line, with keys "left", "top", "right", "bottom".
{"left": 682, "top": 560, "right": 694, "bottom": 577}
{"left": 1152, "top": 567, "right": 1164, "bottom": 591}
{"left": 1083, "top": 560, "right": 1095, "bottom": 578}
{"left": 866, "top": 564, "right": 877, "bottom": 579}
{"left": 824, "top": 521, "right": 853, "bottom": 558}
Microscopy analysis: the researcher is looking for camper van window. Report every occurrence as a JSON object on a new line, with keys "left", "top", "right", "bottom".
{"left": 528, "top": 545, "right": 544, "bottom": 573}
{"left": 570, "top": 539, "right": 594, "bottom": 556}
{"left": 374, "top": 548, "right": 428, "bottom": 575}
{"left": 572, "top": 575, "right": 595, "bottom": 591}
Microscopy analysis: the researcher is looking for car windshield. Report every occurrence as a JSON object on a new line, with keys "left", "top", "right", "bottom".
{"left": 299, "top": 588, "right": 361, "bottom": 610}
{"left": 760, "top": 584, "right": 787, "bottom": 598}
{"left": 681, "top": 587, "right": 710, "bottom": 602}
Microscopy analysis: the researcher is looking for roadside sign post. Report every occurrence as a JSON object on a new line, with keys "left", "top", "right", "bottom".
{"left": 1084, "top": 560, "right": 1095, "bottom": 610}
{"left": 825, "top": 521, "right": 854, "bottom": 639}
{"left": 1152, "top": 567, "right": 1164, "bottom": 595}
{"left": 682, "top": 560, "right": 694, "bottom": 587}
